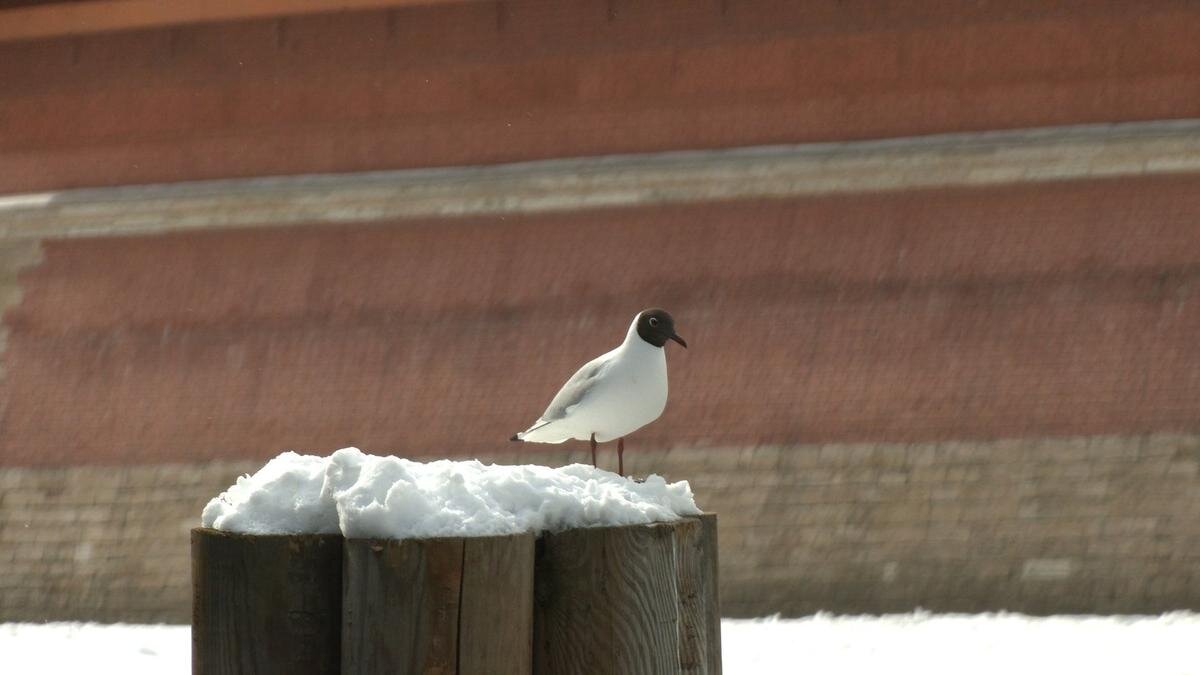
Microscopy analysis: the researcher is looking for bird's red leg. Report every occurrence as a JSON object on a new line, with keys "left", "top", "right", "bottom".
{"left": 618, "top": 437, "right": 625, "bottom": 477}
{"left": 590, "top": 433, "right": 597, "bottom": 468}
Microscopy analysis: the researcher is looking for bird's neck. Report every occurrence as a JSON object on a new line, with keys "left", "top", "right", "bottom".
{"left": 620, "top": 323, "right": 662, "bottom": 355}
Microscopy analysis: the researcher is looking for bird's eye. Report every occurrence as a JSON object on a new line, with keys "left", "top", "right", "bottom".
{"left": 648, "top": 317, "right": 659, "bottom": 327}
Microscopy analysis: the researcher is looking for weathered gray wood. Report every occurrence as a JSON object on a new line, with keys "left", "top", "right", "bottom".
{"left": 194, "top": 518, "right": 714, "bottom": 673}
{"left": 534, "top": 520, "right": 685, "bottom": 675}
{"left": 191, "top": 528, "right": 342, "bottom": 675}
{"left": 606, "top": 522, "right": 681, "bottom": 674}
{"left": 342, "top": 537, "right": 464, "bottom": 675}
{"left": 700, "top": 515, "right": 722, "bottom": 674}
{"left": 342, "top": 533, "right": 535, "bottom": 675}
{"left": 458, "top": 533, "right": 536, "bottom": 675}
{"left": 677, "top": 514, "right": 722, "bottom": 674}
{"left": 533, "top": 525, "right": 609, "bottom": 674}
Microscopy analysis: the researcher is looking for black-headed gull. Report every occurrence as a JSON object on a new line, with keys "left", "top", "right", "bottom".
{"left": 511, "top": 308, "right": 687, "bottom": 476}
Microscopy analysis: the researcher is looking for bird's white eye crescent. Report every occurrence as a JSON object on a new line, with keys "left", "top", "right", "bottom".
{"left": 648, "top": 317, "right": 659, "bottom": 327}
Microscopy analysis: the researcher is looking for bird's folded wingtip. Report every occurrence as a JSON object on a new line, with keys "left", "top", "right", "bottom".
{"left": 509, "top": 434, "right": 521, "bottom": 442}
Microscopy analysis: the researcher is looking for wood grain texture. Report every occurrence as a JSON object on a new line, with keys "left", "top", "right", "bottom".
{"left": 191, "top": 528, "right": 342, "bottom": 675}
{"left": 675, "top": 514, "right": 721, "bottom": 675}
{"left": 535, "top": 519, "right": 715, "bottom": 675}
{"left": 700, "top": 515, "right": 721, "bottom": 674}
{"left": 606, "top": 522, "right": 680, "bottom": 674}
{"left": 675, "top": 518, "right": 707, "bottom": 674}
{"left": 533, "top": 524, "right": 610, "bottom": 674}
{"left": 458, "top": 533, "right": 536, "bottom": 675}
{"left": 342, "top": 537, "right": 464, "bottom": 675}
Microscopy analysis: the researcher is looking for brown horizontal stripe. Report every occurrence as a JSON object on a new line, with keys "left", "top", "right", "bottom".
{"left": 0, "top": 0, "right": 466, "bottom": 43}
{"left": 3, "top": 0, "right": 1200, "bottom": 192}
{"left": 3, "top": 120, "right": 1200, "bottom": 240}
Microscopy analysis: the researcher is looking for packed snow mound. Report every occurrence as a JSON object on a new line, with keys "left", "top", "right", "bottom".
{"left": 201, "top": 448, "right": 702, "bottom": 538}
{"left": 200, "top": 452, "right": 338, "bottom": 535}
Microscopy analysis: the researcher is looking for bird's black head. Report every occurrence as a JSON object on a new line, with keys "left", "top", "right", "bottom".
{"left": 635, "top": 308, "right": 687, "bottom": 349}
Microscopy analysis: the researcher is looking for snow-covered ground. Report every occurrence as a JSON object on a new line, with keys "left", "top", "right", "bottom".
{"left": 3, "top": 611, "right": 1197, "bottom": 674}
{"left": 722, "top": 612, "right": 1199, "bottom": 674}
{"left": 0, "top": 622, "right": 187, "bottom": 675}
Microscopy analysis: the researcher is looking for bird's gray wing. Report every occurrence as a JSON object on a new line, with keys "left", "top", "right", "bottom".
{"left": 536, "top": 354, "right": 612, "bottom": 424}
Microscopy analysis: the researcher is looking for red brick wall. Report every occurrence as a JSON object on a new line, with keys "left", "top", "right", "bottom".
{"left": 3, "top": 0, "right": 1200, "bottom": 193}
{"left": 5, "top": 174, "right": 1200, "bottom": 467}
{"left": 3, "top": 436, "right": 1198, "bottom": 622}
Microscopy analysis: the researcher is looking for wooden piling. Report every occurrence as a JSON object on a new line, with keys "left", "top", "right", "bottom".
{"left": 193, "top": 516, "right": 718, "bottom": 674}
{"left": 191, "top": 528, "right": 342, "bottom": 675}
{"left": 533, "top": 515, "right": 722, "bottom": 675}
{"left": 341, "top": 533, "right": 536, "bottom": 675}
{"left": 676, "top": 514, "right": 722, "bottom": 674}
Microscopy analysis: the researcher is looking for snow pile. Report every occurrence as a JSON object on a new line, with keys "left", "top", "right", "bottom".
{"left": 200, "top": 452, "right": 338, "bottom": 535}
{"left": 201, "top": 447, "right": 701, "bottom": 538}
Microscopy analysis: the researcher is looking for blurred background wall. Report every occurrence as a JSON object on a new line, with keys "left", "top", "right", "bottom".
{"left": 2, "top": 0, "right": 1199, "bottom": 622}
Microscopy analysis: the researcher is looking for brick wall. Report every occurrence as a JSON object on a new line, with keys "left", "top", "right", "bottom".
{"left": 5, "top": 176, "right": 1200, "bottom": 466}
{"left": 2, "top": 434, "right": 1196, "bottom": 622}
{"left": 697, "top": 434, "right": 1200, "bottom": 616}
{"left": 0, "top": 461, "right": 256, "bottom": 622}
{"left": 4, "top": 0, "right": 1200, "bottom": 193}
{"left": 4, "top": 167, "right": 1200, "bottom": 620}
{"left": 4, "top": 0, "right": 1199, "bottom": 626}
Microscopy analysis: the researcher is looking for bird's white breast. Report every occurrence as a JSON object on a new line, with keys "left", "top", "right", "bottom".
{"left": 565, "top": 339, "right": 668, "bottom": 443}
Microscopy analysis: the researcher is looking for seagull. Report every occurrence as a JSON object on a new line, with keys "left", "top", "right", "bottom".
{"left": 510, "top": 308, "right": 687, "bottom": 476}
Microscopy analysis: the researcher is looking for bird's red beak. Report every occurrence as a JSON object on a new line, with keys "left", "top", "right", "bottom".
{"left": 670, "top": 333, "right": 688, "bottom": 349}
